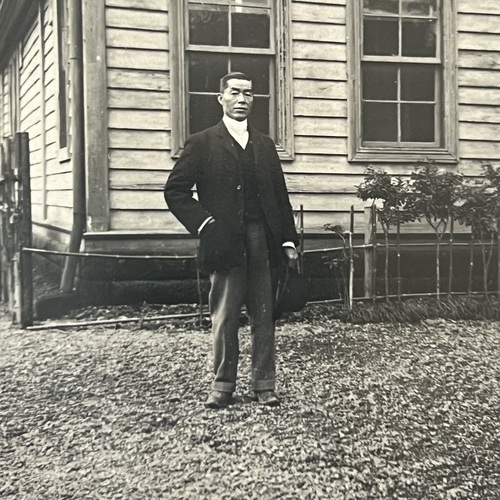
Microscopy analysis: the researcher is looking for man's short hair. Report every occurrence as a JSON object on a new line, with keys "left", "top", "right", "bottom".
{"left": 219, "top": 72, "right": 252, "bottom": 93}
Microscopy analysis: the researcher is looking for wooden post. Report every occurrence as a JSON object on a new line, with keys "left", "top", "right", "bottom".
{"left": 498, "top": 222, "right": 500, "bottom": 297}
{"left": 3, "top": 137, "right": 15, "bottom": 312}
{"left": 17, "top": 133, "right": 33, "bottom": 328}
{"left": 348, "top": 230, "right": 354, "bottom": 311}
{"left": 299, "top": 204, "right": 304, "bottom": 272}
{"left": 396, "top": 204, "right": 402, "bottom": 303}
{"left": 0, "top": 142, "right": 5, "bottom": 301}
{"left": 364, "top": 204, "right": 376, "bottom": 299}
{"left": 448, "top": 213, "right": 454, "bottom": 298}
{"left": 349, "top": 206, "right": 355, "bottom": 307}
{"left": 299, "top": 204, "right": 304, "bottom": 320}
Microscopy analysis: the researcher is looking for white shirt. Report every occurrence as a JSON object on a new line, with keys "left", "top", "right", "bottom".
{"left": 223, "top": 115, "right": 249, "bottom": 149}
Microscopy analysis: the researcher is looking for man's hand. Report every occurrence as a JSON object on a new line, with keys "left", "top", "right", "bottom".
{"left": 283, "top": 246, "right": 298, "bottom": 268}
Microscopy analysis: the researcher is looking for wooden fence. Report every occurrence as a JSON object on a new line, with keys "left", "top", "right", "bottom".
{"left": 0, "top": 132, "right": 32, "bottom": 326}
{"left": 303, "top": 205, "right": 500, "bottom": 310}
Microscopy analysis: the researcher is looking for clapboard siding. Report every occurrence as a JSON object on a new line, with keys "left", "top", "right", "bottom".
{"left": 108, "top": 89, "right": 170, "bottom": 109}
{"left": 107, "top": 48, "right": 169, "bottom": 71}
{"left": 46, "top": 0, "right": 72, "bottom": 233}
{"left": 109, "top": 129, "right": 170, "bottom": 150}
{"left": 460, "top": 105, "right": 500, "bottom": 123}
{"left": 457, "top": 3, "right": 500, "bottom": 171}
{"left": 286, "top": 0, "right": 350, "bottom": 233}
{"left": 98, "top": 0, "right": 500, "bottom": 240}
{"left": 459, "top": 33, "right": 500, "bottom": 52}
{"left": 108, "top": 109, "right": 170, "bottom": 129}
{"left": 19, "top": 9, "right": 43, "bottom": 224}
{"left": 106, "top": 0, "right": 167, "bottom": 10}
{"left": 15, "top": 0, "right": 73, "bottom": 233}
{"left": 105, "top": 0, "right": 171, "bottom": 231}
{"left": 106, "top": 7, "right": 168, "bottom": 31}
{"left": 109, "top": 209, "right": 438, "bottom": 235}
{"left": 107, "top": 28, "right": 168, "bottom": 50}
{"left": 108, "top": 68, "right": 169, "bottom": 91}
{"left": 459, "top": 69, "right": 500, "bottom": 88}
{"left": 291, "top": 3, "right": 345, "bottom": 24}
{"left": 109, "top": 169, "right": 364, "bottom": 194}
{"left": 458, "top": 14, "right": 500, "bottom": 34}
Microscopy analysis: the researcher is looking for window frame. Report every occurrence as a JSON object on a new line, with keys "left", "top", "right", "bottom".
{"left": 6, "top": 50, "right": 21, "bottom": 136}
{"left": 347, "top": 0, "right": 458, "bottom": 163}
{"left": 170, "top": 0, "right": 294, "bottom": 160}
{"left": 55, "top": 0, "right": 70, "bottom": 160}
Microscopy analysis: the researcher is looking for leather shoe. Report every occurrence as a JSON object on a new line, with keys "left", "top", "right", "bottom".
{"left": 205, "top": 391, "right": 232, "bottom": 409}
{"left": 255, "top": 390, "right": 280, "bottom": 407}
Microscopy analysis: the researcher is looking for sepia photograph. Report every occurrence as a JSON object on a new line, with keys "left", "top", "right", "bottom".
{"left": 1, "top": 0, "right": 499, "bottom": 498}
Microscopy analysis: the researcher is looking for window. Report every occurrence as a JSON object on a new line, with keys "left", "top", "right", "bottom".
{"left": 7, "top": 54, "right": 20, "bottom": 135}
{"left": 348, "top": 0, "right": 457, "bottom": 162}
{"left": 56, "top": 0, "right": 68, "bottom": 150}
{"left": 170, "top": 0, "right": 293, "bottom": 159}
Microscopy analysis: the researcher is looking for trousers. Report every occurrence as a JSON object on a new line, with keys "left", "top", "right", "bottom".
{"left": 209, "top": 220, "right": 275, "bottom": 393}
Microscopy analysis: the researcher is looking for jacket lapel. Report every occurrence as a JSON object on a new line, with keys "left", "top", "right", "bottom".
{"left": 249, "top": 125, "right": 262, "bottom": 167}
{"left": 216, "top": 121, "right": 238, "bottom": 160}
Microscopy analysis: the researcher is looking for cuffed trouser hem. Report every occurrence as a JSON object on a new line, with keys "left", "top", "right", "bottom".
{"left": 212, "top": 381, "right": 236, "bottom": 393}
{"left": 252, "top": 379, "right": 276, "bottom": 392}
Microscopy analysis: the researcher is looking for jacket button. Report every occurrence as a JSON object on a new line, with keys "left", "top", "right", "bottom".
{"left": 236, "top": 185, "right": 241, "bottom": 190}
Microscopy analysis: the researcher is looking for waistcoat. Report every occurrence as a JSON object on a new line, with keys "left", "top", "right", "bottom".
{"left": 234, "top": 138, "right": 265, "bottom": 220}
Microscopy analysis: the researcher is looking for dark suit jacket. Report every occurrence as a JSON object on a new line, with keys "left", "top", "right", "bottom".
{"left": 164, "top": 121, "right": 299, "bottom": 269}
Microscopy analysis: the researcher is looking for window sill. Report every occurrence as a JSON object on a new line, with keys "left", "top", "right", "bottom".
{"left": 349, "top": 148, "right": 458, "bottom": 164}
{"left": 171, "top": 143, "right": 295, "bottom": 161}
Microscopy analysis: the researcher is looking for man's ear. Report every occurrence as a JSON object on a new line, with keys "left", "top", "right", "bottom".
{"left": 217, "top": 94, "right": 223, "bottom": 105}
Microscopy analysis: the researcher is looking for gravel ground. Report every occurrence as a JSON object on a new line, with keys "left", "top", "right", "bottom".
{"left": 1, "top": 304, "right": 499, "bottom": 499}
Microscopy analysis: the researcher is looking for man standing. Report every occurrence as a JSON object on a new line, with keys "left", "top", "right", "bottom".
{"left": 164, "top": 72, "right": 298, "bottom": 409}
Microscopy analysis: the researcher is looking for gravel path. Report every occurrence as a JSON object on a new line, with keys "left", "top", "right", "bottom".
{"left": 1, "top": 305, "right": 499, "bottom": 499}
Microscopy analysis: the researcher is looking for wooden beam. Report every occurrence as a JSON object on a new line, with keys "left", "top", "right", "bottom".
{"left": 17, "top": 132, "right": 33, "bottom": 327}
{"left": 82, "top": 0, "right": 109, "bottom": 231}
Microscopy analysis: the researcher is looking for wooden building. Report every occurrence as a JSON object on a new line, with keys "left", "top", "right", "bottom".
{"left": 0, "top": 0, "right": 499, "bottom": 288}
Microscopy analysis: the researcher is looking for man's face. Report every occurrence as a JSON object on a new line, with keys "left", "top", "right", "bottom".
{"left": 218, "top": 78, "right": 254, "bottom": 121}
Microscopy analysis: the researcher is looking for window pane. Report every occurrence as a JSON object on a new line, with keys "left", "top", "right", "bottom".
{"left": 363, "top": 19, "right": 399, "bottom": 56}
{"left": 363, "top": 0, "right": 399, "bottom": 15}
{"left": 402, "top": 20, "right": 436, "bottom": 57}
{"left": 248, "top": 97, "right": 270, "bottom": 135}
{"left": 189, "top": 53, "right": 228, "bottom": 93}
{"left": 189, "top": 94, "right": 223, "bottom": 134}
{"left": 232, "top": 8, "right": 270, "bottom": 48}
{"left": 189, "top": 5, "right": 228, "bottom": 46}
{"left": 362, "top": 63, "right": 397, "bottom": 100}
{"left": 401, "top": 65, "right": 435, "bottom": 101}
{"left": 362, "top": 102, "right": 397, "bottom": 141}
{"left": 402, "top": 0, "right": 437, "bottom": 16}
{"left": 401, "top": 103, "right": 435, "bottom": 142}
{"left": 230, "top": 54, "right": 270, "bottom": 94}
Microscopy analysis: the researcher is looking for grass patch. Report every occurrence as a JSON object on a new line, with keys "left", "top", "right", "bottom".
{"left": 302, "top": 296, "right": 500, "bottom": 324}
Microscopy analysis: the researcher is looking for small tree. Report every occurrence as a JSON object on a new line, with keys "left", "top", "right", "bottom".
{"left": 454, "top": 165, "right": 500, "bottom": 299}
{"left": 407, "top": 165, "right": 462, "bottom": 300}
{"left": 323, "top": 224, "right": 350, "bottom": 302}
{"left": 357, "top": 167, "right": 414, "bottom": 301}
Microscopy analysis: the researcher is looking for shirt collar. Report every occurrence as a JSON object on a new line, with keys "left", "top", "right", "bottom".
{"left": 223, "top": 115, "right": 248, "bottom": 137}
